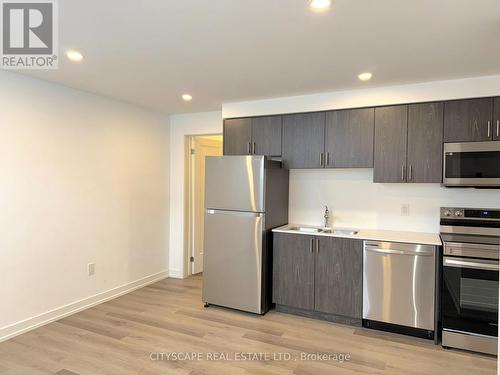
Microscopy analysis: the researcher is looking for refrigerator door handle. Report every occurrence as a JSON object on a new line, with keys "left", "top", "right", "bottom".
{"left": 206, "top": 209, "right": 264, "bottom": 217}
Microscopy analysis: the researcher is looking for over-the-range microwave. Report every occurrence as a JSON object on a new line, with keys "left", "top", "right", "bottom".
{"left": 443, "top": 141, "right": 500, "bottom": 187}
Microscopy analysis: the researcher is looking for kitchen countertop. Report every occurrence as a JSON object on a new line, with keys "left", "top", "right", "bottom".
{"left": 272, "top": 224, "right": 442, "bottom": 246}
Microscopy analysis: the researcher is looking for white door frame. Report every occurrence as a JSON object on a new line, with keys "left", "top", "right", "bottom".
{"left": 184, "top": 134, "right": 223, "bottom": 276}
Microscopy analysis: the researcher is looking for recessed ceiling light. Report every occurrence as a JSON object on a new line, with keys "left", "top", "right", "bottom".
{"left": 309, "top": 0, "right": 331, "bottom": 11}
{"left": 182, "top": 94, "right": 193, "bottom": 102}
{"left": 358, "top": 72, "right": 372, "bottom": 81}
{"left": 66, "top": 50, "right": 83, "bottom": 62}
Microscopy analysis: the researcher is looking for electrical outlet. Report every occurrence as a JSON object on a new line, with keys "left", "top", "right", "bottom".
{"left": 88, "top": 263, "right": 95, "bottom": 276}
{"left": 401, "top": 204, "right": 410, "bottom": 217}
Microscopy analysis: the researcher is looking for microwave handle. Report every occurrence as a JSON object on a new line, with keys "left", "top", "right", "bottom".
{"left": 444, "top": 257, "right": 499, "bottom": 271}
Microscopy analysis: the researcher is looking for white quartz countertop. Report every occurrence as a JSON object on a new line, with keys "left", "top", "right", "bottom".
{"left": 272, "top": 224, "right": 442, "bottom": 246}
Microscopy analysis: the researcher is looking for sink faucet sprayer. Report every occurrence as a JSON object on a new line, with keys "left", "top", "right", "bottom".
{"left": 324, "top": 205, "right": 330, "bottom": 228}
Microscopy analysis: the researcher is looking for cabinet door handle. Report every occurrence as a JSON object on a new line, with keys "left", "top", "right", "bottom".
{"left": 408, "top": 165, "right": 413, "bottom": 181}
{"left": 319, "top": 152, "right": 324, "bottom": 167}
{"left": 326, "top": 152, "right": 330, "bottom": 166}
{"left": 252, "top": 142, "right": 256, "bottom": 155}
{"left": 316, "top": 239, "right": 320, "bottom": 253}
{"left": 248, "top": 141, "right": 252, "bottom": 154}
{"left": 487, "top": 121, "right": 491, "bottom": 138}
{"left": 401, "top": 164, "right": 406, "bottom": 182}
{"left": 310, "top": 238, "right": 314, "bottom": 253}
{"left": 497, "top": 120, "right": 499, "bottom": 137}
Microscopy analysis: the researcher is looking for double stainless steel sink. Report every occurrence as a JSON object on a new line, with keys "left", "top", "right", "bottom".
{"left": 288, "top": 226, "right": 359, "bottom": 236}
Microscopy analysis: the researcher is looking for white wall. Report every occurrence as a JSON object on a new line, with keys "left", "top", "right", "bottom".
{"left": 223, "top": 74, "right": 500, "bottom": 118}
{"left": 224, "top": 76, "right": 500, "bottom": 367}
{"left": 290, "top": 169, "right": 500, "bottom": 232}
{"left": 222, "top": 75, "right": 500, "bottom": 234}
{"left": 167, "top": 76, "right": 500, "bottom": 280}
{"left": 0, "top": 72, "right": 170, "bottom": 341}
{"left": 168, "top": 111, "right": 222, "bottom": 278}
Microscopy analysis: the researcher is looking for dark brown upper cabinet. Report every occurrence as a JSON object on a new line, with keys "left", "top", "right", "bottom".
{"left": 407, "top": 102, "right": 444, "bottom": 183}
{"left": 374, "top": 105, "right": 408, "bottom": 183}
{"left": 444, "top": 98, "right": 493, "bottom": 142}
{"left": 375, "top": 103, "right": 444, "bottom": 183}
{"left": 282, "top": 112, "right": 326, "bottom": 169}
{"left": 223, "top": 116, "right": 282, "bottom": 156}
{"left": 223, "top": 118, "right": 252, "bottom": 155}
{"left": 251, "top": 116, "right": 282, "bottom": 156}
{"left": 325, "top": 108, "right": 374, "bottom": 168}
{"left": 494, "top": 97, "right": 500, "bottom": 141}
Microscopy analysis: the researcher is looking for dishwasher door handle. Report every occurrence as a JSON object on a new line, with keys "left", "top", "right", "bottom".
{"left": 364, "top": 246, "right": 434, "bottom": 256}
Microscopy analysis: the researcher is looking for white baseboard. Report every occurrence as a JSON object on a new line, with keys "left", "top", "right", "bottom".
{"left": 168, "top": 269, "right": 185, "bottom": 279}
{"left": 0, "top": 270, "right": 169, "bottom": 343}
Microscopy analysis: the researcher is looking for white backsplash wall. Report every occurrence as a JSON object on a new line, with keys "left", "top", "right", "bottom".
{"left": 289, "top": 169, "right": 500, "bottom": 233}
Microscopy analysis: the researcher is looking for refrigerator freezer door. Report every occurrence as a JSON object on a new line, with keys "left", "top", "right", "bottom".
{"left": 203, "top": 209, "right": 264, "bottom": 314}
{"left": 205, "top": 156, "right": 265, "bottom": 213}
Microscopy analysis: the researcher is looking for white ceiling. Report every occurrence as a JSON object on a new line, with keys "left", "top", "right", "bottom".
{"left": 23, "top": 0, "right": 500, "bottom": 114}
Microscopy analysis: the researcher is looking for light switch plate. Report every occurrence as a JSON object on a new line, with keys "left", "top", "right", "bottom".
{"left": 88, "top": 263, "right": 95, "bottom": 276}
{"left": 401, "top": 204, "right": 410, "bottom": 217}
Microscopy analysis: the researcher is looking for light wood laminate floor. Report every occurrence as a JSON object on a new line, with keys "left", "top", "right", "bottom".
{"left": 0, "top": 275, "right": 496, "bottom": 374}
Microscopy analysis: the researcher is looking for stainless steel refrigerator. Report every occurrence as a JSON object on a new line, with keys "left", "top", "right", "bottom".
{"left": 202, "top": 155, "right": 289, "bottom": 314}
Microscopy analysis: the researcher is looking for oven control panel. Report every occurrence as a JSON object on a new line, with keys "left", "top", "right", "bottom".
{"left": 441, "top": 207, "right": 500, "bottom": 220}
{"left": 441, "top": 207, "right": 464, "bottom": 219}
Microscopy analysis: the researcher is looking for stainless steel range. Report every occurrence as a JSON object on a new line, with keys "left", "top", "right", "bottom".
{"left": 440, "top": 207, "right": 500, "bottom": 355}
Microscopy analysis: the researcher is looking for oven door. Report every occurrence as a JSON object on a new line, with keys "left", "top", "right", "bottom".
{"left": 443, "top": 142, "right": 500, "bottom": 187}
{"left": 442, "top": 256, "right": 499, "bottom": 337}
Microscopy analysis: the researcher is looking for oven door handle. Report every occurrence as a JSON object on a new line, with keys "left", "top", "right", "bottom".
{"left": 443, "top": 241, "right": 500, "bottom": 259}
{"left": 443, "top": 257, "right": 499, "bottom": 271}
{"left": 444, "top": 242, "right": 500, "bottom": 251}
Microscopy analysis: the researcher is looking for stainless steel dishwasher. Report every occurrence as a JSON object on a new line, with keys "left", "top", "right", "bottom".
{"left": 363, "top": 240, "right": 436, "bottom": 339}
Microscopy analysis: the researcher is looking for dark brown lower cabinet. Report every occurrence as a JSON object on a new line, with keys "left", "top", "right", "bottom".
{"left": 273, "top": 233, "right": 362, "bottom": 322}
{"left": 273, "top": 233, "right": 315, "bottom": 310}
{"left": 315, "top": 237, "right": 363, "bottom": 318}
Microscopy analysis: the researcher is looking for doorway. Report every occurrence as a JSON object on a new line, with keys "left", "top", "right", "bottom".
{"left": 186, "top": 134, "right": 223, "bottom": 275}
